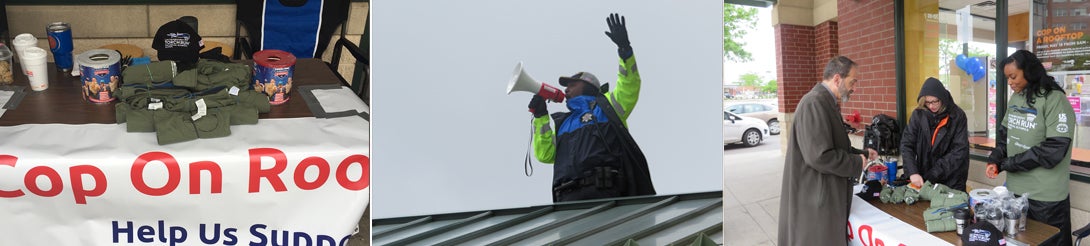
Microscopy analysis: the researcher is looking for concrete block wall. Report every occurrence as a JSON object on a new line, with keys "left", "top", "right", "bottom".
{"left": 5, "top": 2, "right": 368, "bottom": 84}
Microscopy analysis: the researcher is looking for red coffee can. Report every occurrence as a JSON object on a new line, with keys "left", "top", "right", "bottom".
{"left": 253, "top": 49, "right": 296, "bottom": 105}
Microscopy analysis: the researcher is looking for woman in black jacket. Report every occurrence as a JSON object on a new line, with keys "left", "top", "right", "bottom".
{"left": 900, "top": 77, "right": 970, "bottom": 191}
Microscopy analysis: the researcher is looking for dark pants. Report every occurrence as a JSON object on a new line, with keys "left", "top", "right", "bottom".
{"left": 554, "top": 185, "right": 621, "bottom": 202}
{"left": 1028, "top": 196, "right": 1072, "bottom": 246}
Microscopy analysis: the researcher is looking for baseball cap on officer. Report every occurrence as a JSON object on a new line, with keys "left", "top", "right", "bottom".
{"left": 559, "top": 72, "right": 601, "bottom": 88}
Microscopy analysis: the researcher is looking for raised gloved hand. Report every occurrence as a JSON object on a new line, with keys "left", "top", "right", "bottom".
{"left": 604, "top": 13, "right": 632, "bottom": 59}
{"left": 528, "top": 95, "right": 548, "bottom": 118}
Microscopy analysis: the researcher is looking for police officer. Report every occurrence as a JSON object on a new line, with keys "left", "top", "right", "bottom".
{"left": 528, "top": 13, "right": 655, "bottom": 202}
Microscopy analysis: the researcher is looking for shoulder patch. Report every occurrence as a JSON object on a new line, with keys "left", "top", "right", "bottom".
{"left": 581, "top": 112, "right": 594, "bottom": 123}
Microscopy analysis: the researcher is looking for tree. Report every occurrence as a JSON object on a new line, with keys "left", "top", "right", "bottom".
{"left": 762, "top": 79, "right": 778, "bottom": 94}
{"left": 724, "top": 5, "right": 758, "bottom": 62}
{"left": 738, "top": 72, "right": 763, "bottom": 88}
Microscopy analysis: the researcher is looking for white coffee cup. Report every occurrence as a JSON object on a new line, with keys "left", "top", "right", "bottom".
{"left": 12, "top": 33, "right": 38, "bottom": 75}
{"left": 22, "top": 47, "right": 49, "bottom": 91}
{"left": 993, "top": 186, "right": 1009, "bottom": 198}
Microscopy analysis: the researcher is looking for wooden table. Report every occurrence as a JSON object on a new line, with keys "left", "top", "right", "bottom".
{"left": 0, "top": 59, "right": 342, "bottom": 126}
{"left": 868, "top": 199, "right": 1059, "bottom": 245}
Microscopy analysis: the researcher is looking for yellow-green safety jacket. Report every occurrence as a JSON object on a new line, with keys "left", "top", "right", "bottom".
{"left": 531, "top": 55, "right": 655, "bottom": 201}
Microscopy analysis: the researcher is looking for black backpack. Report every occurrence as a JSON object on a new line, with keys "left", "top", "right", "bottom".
{"left": 864, "top": 114, "right": 900, "bottom": 155}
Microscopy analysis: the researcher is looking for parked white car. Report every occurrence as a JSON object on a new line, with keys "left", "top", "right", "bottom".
{"left": 726, "top": 103, "right": 780, "bottom": 135}
{"left": 724, "top": 111, "right": 770, "bottom": 147}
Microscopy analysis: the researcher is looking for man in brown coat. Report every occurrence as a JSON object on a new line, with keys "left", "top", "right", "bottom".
{"left": 778, "top": 56, "right": 877, "bottom": 245}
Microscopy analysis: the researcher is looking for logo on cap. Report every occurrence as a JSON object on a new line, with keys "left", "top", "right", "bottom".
{"left": 167, "top": 33, "right": 190, "bottom": 39}
{"left": 163, "top": 33, "right": 192, "bottom": 49}
{"left": 968, "top": 228, "right": 991, "bottom": 242}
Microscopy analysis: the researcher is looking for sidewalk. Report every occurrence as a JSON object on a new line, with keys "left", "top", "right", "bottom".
{"left": 723, "top": 146, "right": 785, "bottom": 245}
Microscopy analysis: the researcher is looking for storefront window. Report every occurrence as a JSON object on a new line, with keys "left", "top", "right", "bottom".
{"left": 1032, "top": 0, "right": 1090, "bottom": 149}
{"left": 904, "top": 1, "right": 1007, "bottom": 141}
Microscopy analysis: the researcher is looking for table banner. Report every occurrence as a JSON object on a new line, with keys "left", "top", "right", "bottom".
{"left": 849, "top": 196, "right": 952, "bottom": 246}
{"left": 0, "top": 116, "right": 369, "bottom": 246}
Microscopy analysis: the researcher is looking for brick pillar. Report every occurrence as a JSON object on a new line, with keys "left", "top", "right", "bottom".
{"left": 776, "top": 21, "right": 838, "bottom": 114}
{"left": 837, "top": 0, "right": 898, "bottom": 123}
{"left": 775, "top": 24, "right": 817, "bottom": 114}
{"left": 814, "top": 21, "right": 839, "bottom": 71}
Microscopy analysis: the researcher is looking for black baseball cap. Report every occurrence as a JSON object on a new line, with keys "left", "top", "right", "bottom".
{"left": 961, "top": 222, "right": 1006, "bottom": 246}
{"left": 152, "top": 20, "right": 203, "bottom": 64}
{"left": 855, "top": 180, "right": 883, "bottom": 201}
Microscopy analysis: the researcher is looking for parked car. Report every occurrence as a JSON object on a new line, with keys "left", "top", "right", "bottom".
{"left": 724, "top": 111, "right": 769, "bottom": 147}
{"left": 725, "top": 103, "right": 780, "bottom": 135}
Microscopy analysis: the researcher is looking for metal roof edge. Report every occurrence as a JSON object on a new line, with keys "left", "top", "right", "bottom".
{"left": 548, "top": 196, "right": 682, "bottom": 245}
{"left": 485, "top": 201, "right": 618, "bottom": 246}
{"left": 373, "top": 190, "right": 724, "bottom": 225}
{"left": 605, "top": 198, "right": 725, "bottom": 246}
{"left": 434, "top": 206, "right": 555, "bottom": 246}
{"left": 372, "top": 216, "right": 432, "bottom": 238}
{"left": 669, "top": 223, "right": 725, "bottom": 246}
{"left": 383, "top": 211, "right": 493, "bottom": 245}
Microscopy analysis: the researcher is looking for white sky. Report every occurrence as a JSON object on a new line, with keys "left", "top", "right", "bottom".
{"left": 724, "top": 6, "right": 775, "bottom": 86}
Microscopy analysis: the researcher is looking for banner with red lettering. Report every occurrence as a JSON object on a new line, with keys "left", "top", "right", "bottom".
{"left": 848, "top": 196, "right": 952, "bottom": 246}
{"left": 0, "top": 116, "right": 369, "bottom": 246}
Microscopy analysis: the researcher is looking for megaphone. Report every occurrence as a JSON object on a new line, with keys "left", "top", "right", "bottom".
{"left": 507, "top": 62, "right": 566, "bottom": 103}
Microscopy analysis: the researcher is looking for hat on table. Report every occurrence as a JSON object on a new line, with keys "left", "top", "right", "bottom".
{"left": 961, "top": 221, "right": 1006, "bottom": 246}
{"left": 152, "top": 20, "right": 204, "bottom": 65}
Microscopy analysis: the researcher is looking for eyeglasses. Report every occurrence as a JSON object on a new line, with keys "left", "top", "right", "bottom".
{"left": 925, "top": 99, "right": 941, "bottom": 106}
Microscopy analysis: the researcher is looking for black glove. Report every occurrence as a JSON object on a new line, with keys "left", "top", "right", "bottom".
{"left": 528, "top": 95, "right": 548, "bottom": 118}
{"left": 604, "top": 13, "right": 633, "bottom": 59}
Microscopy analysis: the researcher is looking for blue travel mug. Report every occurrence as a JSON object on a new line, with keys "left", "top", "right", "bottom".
{"left": 47, "top": 22, "right": 74, "bottom": 72}
{"left": 886, "top": 158, "right": 898, "bottom": 183}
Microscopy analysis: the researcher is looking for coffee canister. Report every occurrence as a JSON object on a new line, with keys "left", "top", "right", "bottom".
{"left": 76, "top": 49, "right": 122, "bottom": 103}
{"left": 252, "top": 49, "right": 295, "bottom": 105}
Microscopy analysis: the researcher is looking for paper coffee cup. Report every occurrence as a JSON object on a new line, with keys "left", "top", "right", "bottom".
{"left": 993, "top": 186, "right": 1009, "bottom": 197}
{"left": 12, "top": 33, "right": 37, "bottom": 74}
{"left": 22, "top": 47, "right": 49, "bottom": 91}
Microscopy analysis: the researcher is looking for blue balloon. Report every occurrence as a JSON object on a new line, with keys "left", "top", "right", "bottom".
{"left": 971, "top": 57, "right": 986, "bottom": 81}
{"left": 956, "top": 54, "right": 969, "bottom": 71}
{"left": 962, "top": 56, "right": 977, "bottom": 77}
